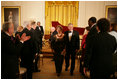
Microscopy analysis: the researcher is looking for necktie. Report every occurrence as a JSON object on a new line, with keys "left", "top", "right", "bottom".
{"left": 68, "top": 31, "right": 71, "bottom": 33}
{"left": 11, "top": 36, "right": 15, "bottom": 43}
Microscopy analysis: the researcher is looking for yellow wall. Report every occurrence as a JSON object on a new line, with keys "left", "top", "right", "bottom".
{"left": 1, "top": 1, "right": 117, "bottom": 34}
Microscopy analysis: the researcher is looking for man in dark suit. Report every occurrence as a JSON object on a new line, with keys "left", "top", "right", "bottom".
{"left": 36, "top": 22, "right": 44, "bottom": 50}
{"left": 64, "top": 23, "right": 80, "bottom": 75}
{"left": 86, "top": 17, "right": 98, "bottom": 45}
{"left": 83, "top": 17, "right": 98, "bottom": 74}
{"left": 50, "top": 27, "right": 58, "bottom": 43}
{"left": 84, "top": 18, "right": 117, "bottom": 79}
{"left": 49, "top": 27, "right": 58, "bottom": 61}
{"left": 30, "top": 21, "right": 41, "bottom": 72}
{"left": 20, "top": 21, "right": 36, "bottom": 79}
{"left": 1, "top": 22, "right": 30, "bottom": 79}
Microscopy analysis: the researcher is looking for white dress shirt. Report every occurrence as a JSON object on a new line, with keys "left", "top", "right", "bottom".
{"left": 68, "top": 30, "right": 73, "bottom": 41}
{"left": 39, "top": 26, "right": 41, "bottom": 30}
{"left": 91, "top": 23, "right": 96, "bottom": 29}
{"left": 109, "top": 31, "right": 117, "bottom": 53}
{"left": 109, "top": 31, "right": 117, "bottom": 40}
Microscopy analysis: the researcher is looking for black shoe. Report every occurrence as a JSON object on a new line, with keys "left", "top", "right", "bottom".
{"left": 70, "top": 71, "right": 73, "bottom": 76}
{"left": 57, "top": 73, "right": 60, "bottom": 77}
{"left": 65, "top": 68, "right": 68, "bottom": 71}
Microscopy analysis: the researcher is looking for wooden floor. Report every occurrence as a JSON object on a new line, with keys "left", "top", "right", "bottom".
{"left": 32, "top": 58, "right": 85, "bottom": 79}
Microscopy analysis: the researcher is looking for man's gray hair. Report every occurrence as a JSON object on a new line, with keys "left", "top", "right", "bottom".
{"left": 23, "top": 21, "right": 31, "bottom": 27}
{"left": 68, "top": 23, "right": 73, "bottom": 26}
{"left": 31, "top": 21, "right": 36, "bottom": 26}
{"left": 2, "top": 22, "right": 12, "bottom": 32}
{"left": 51, "top": 27, "right": 55, "bottom": 30}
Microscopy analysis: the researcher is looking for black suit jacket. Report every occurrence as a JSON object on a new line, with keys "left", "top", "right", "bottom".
{"left": 40, "top": 26, "right": 44, "bottom": 36}
{"left": 50, "top": 30, "right": 58, "bottom": 49}
{"left": 84, "top": 24, "right": 98, "bottom": 68}
{"left": 1, "top": 31, "right": 23, "bottom": 79}
{"left": 36, "top": 26, "right": 44, "bottom": 37}
{"left": 84, "top": 32, "right": 117, "bottom": 77}
{"left": 64, "top": 30, "right": 80, "bottom": 51}
{"left": 35, "top": 26, "right": 44, "bottom": 42}
{"left": 50, "top": 30, "right": 58, "bottom": 41}
{"left": 86, "top": 24, "right": 98, "bottom": 45}
{"left": 20, "top": 28, "right": 36, "bottom": 66}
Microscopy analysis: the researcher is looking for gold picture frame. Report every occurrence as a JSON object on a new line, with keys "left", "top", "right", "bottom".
{"left": 106, "top": 5, "right": 117, "bottom": 24}
{"left": 2, "top": 6, "right": 21, "bottom": 31}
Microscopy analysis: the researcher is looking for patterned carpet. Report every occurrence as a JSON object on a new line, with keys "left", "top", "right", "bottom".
{"left": 32, "top": 40, "right": 85, "bottom": 79}
{"left": 32, "top": 58, "right": 85, "bottom": 79}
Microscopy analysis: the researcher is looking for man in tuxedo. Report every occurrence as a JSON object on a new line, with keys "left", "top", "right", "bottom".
{"left": 1, "top": 22, "right": 30, "bottom": 79}
{"left": 20, "top": 21, "right": 36, "bottom": 79}
{"left": 36, "top": 22, "right": 44, "bottom": 50}
{"left": 64, "top": 23, "right": 80, "bottom": 75}
{"left": 84, "top": 18, "right": 117, "bottom": 78}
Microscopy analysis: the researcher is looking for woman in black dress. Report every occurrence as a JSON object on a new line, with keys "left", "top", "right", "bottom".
{"left": 52, "top": 25, "right": 65, "bottom": 76}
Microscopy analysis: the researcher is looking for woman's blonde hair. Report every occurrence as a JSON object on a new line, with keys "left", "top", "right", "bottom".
{"left": 17, "top": 26, "right": 23, "bottom": 32}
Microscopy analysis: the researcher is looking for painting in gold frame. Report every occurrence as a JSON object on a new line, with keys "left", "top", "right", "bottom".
{"left": 2, "top": 6, "right": 21, "bottom": 32}
{"left": 106, "top": 5, "right": 117, "bottom": 24}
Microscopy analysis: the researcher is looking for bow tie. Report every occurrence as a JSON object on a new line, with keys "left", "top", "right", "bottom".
{"left": 68, "top": 31, "right": 72, "bottom": 33}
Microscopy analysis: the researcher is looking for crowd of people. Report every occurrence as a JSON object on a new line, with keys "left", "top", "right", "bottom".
{"left": 1, "top": 17, "right": 117, "bottom": 79}
{"left": 78, "top": 17, "right": 117, "bottom": 79}
{"left": 1, "top": 21, "right": 44, "bottom": 79}
{"left": 50, "top": 17, "right": 117, "bottom": 78}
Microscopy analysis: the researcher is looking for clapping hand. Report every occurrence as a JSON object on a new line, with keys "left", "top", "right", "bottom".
{"left": 16, "top": 34, "right": 21, "bottom": 40}
{"left": 20, "top": 33, "right": 31, "bottom": 42}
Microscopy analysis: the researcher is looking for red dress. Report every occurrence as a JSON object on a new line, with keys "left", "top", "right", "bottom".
{"left": 81, "top": 34, "right": 88, "bottom": 61}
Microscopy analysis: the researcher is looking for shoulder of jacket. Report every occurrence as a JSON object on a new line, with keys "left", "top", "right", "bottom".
{"left": 73, "top": 30, "right": 79, "bottom": 34}
{"left": 64, "top": 31, "right": 68, "bottom": 34}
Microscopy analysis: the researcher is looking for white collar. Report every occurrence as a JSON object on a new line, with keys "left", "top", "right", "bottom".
{"left": 91, "top": 23, "right": 96, "bottom": 28}
{"left": 5, "top": 32, "right": 11, "bottom": 36}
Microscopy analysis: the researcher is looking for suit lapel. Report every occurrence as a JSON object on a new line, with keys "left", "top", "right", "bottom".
{"left": 41, "top": 26, "right": 43, "bottom": 31}
{"left": 67, "top": 31, "right": 69, "bottom": 42}
{"left": 71, "top": 31, "right": 75, "bottom": 41}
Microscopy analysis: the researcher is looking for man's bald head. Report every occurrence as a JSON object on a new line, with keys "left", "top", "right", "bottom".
{"left": 50, "top": 27, "right": 56, "bottom": 33}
